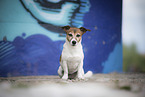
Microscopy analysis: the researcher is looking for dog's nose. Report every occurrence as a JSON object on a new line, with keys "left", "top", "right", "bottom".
{"left": 72, "top": 41, "right": 76, "bottom": 45}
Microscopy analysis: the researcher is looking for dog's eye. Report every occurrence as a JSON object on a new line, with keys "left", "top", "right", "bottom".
{"left": 68, "top": 34, "right": 73, "bottom": 37}
{"left": 76, "top": 34, "right": 80, "bottom": 37}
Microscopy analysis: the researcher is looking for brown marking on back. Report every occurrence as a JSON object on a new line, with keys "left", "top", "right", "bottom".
{"left": 59, "top": 55, "right": 62, "bottom": 62}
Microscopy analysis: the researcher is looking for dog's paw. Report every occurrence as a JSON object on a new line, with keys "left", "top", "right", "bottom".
{"left": 78, "top": 75, "right": 84, "bottom": 80}
{"left": 62, "top": 74, "right": 68, "bottom": 80}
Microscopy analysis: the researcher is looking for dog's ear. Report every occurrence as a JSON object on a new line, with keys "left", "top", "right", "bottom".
{"left": 79, "top": 27, "right": 91, "bottom": 34}
{"left": 61, "top": 25, "right": 70, "bottom": 30}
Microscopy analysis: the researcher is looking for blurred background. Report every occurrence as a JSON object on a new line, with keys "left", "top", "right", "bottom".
{"left": 123, "top": 0, "right": 145, "bottom": 73}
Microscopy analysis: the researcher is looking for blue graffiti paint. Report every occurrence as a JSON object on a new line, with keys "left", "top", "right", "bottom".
{"left": 0, "top": 0, "right": 91, "bottom": 41}
{"left": 21, "top": 0, "right": 91, "bottom": 33}
{"left": 0, "top": 34, "right": 64, "bottom": 77}
{"left": 0, "top": 0, "right": 122, "bottom": 77}
{"left": 21, "top": 0, "right": 78, "bottom": 26}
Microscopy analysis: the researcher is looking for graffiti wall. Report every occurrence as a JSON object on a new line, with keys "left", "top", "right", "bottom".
{"left": 0, "top": 0, "right": 122, "bottom": 77}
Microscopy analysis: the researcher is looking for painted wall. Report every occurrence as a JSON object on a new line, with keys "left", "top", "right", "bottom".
{"left": 0, "top": 0, "right": 122, "bottom": 77}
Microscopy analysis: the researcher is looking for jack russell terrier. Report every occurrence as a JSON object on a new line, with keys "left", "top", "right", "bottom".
{"left": 58, "top": 25, "right": 93, "bottom": 80}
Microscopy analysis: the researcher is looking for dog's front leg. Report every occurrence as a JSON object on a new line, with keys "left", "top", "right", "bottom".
{"left": 77, "top": 60, "right": 84, "bottom": 79}
{"left": 61, "top": 61, "right": 68, "bottom": 80}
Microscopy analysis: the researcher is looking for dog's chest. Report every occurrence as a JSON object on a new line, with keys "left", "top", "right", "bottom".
{"left": 62, "top": 43, "right": 84, "bottom": 60}
{"left": 62, "top": 43, "right": 84, "bottom": 74}
{"left": 67, "top": 56, "right": 81, "bottom": 74}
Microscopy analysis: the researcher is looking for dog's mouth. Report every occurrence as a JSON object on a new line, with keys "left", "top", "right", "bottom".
{"left": 71, "top": 43, "right": 77, "bottom": 46}
{"left": 72, "top": 44, "right": 76, "bottom": 46}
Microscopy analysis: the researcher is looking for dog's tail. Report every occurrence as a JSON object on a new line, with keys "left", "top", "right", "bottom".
{"left": 84, "top": 71, "right": 93, "bottom": 78}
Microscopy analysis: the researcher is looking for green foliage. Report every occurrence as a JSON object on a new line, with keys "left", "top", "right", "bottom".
{"left": 123, "top": 44, "right": 145, "bottom": 73}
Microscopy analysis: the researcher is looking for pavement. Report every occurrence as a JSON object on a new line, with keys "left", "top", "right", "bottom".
{"left": 0, "top": 73, "right": 145, "bottom": 97}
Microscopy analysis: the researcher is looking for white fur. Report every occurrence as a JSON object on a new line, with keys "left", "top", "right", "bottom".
{"left": 58, "top": 39, "right": 93, "bottom": 80}
{"left": 84, "top": 71, "right": 93, "bottom": 78}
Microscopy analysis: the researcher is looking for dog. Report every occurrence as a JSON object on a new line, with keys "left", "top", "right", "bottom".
{"left": 58, "top": 25, "right": 93, "bottom": 80}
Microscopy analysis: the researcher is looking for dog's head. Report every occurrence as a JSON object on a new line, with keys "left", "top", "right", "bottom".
{"left": 62, "top": 26, "right": 91, "bottom": 46}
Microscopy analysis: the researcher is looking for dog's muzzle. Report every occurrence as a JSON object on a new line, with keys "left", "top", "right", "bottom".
{"left": 70, "top": 39, "right": 77, "bottom": 46}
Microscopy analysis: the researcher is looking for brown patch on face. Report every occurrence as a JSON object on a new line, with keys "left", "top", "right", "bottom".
{"left": 65, "top": 28, "right": 83, "bottom": 43}
{"left": 75, "top": 33, "right": 82, "bottom": 43}
{"left": 61, "top": 26, "right": 91, "bottom": 44}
